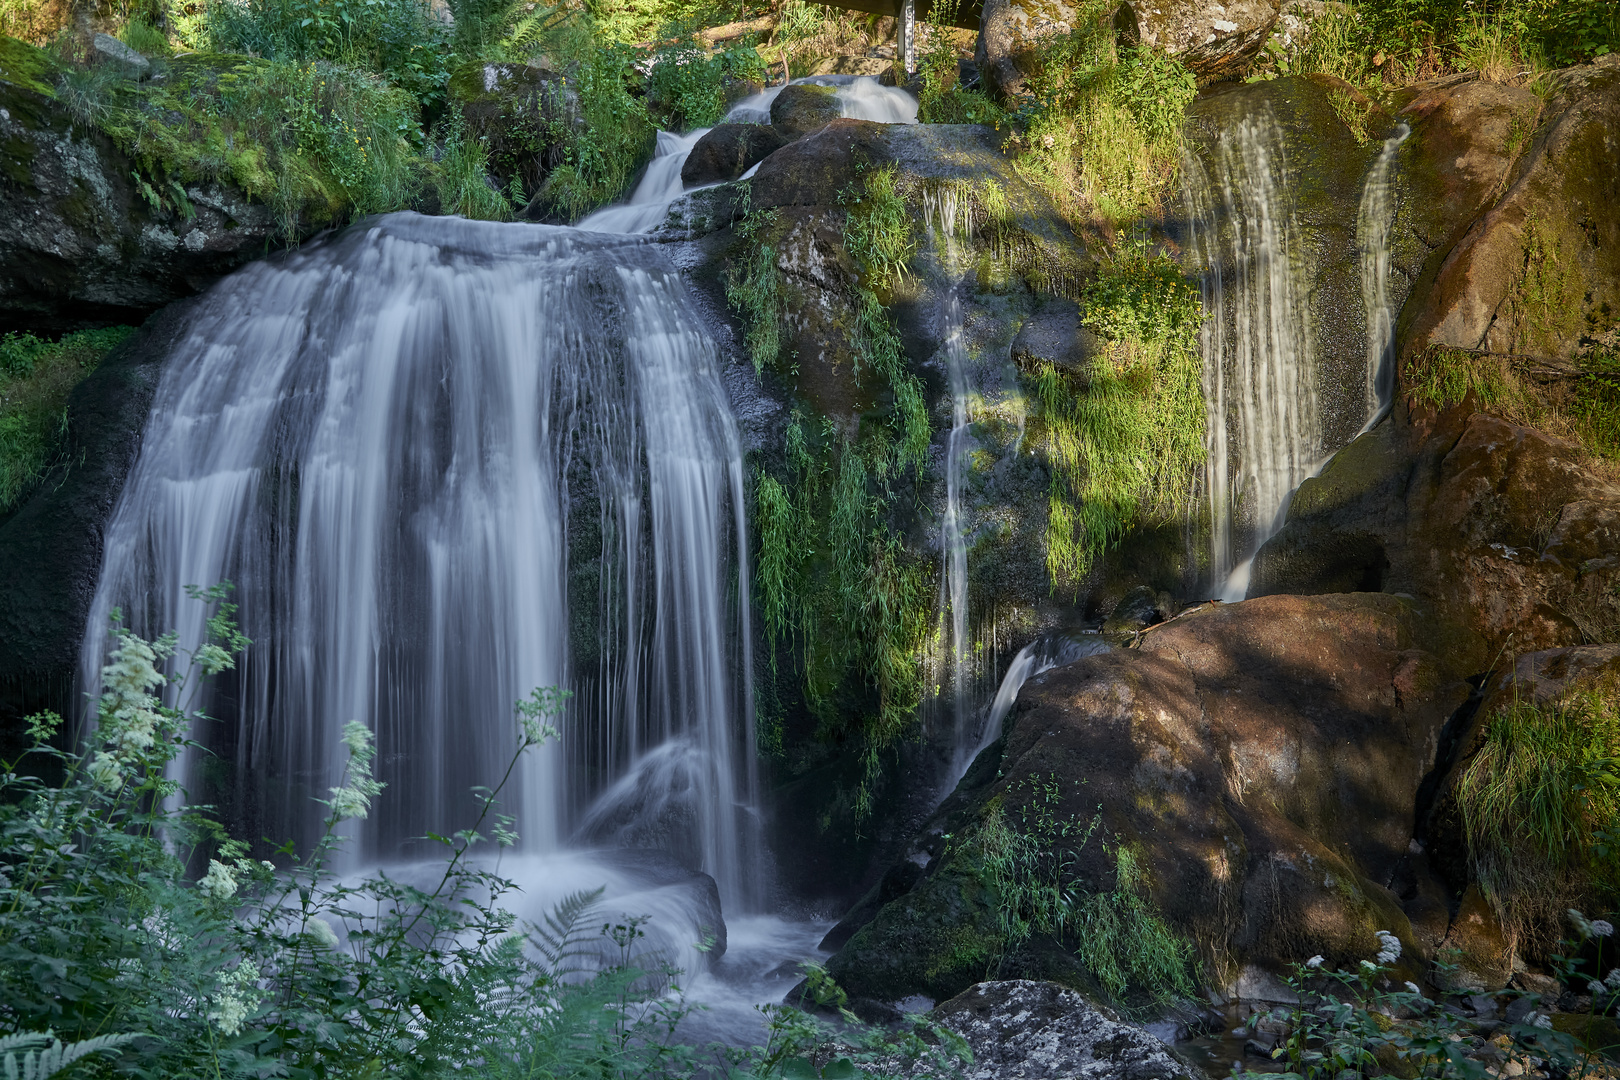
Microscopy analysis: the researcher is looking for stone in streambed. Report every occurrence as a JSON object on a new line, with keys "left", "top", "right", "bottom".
{"left": 680, "top": 123, "right": 789, "bottom": 186}
{"left": 768, "top": 82, "right": 842, "bottom": 139}
{"left": 934, "top": 980, "right": 1206, "bottom": 1080}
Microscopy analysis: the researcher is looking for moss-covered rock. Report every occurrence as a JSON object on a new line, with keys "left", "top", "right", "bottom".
{"left": 767, "top": 81, "right": 841, "bottom": 139}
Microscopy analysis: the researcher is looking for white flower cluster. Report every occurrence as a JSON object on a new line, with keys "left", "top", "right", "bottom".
{"left": 327, "top": 721, "right": 385, "bottom": 822}
{"left": 1374, "top": 930, "right": 1401, "bottom": 965}
{"left": 197, "top": 859, "right": 238, "bottom": 900}
{"left": 88, "top": 632, "right": 172, "bottom": 787}
{"left": 1590, "top": 969, "right": 1620, "bottom": 996}
{"left": 1568, "top": 909, "right": 1614, "bottom": 939}
{"left": 210, "top": 960, "right": 263, "bottom": 1037}
{"left": 304, "top": 916, "right": 341, "bottom": 950}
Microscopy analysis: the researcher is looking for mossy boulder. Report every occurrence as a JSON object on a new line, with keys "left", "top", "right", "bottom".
{"left": 447, "top": 60, "right": 578, "bottom": 203}
{"left": 767, "top": 81, "right": 842, "bottom": 139}
{"left": 825, "top": 594, "right": 1466, "bottom": 1005}
{"left": 680, "top": 122, "right": 788, "bottom": 186}
{"left": 0, "top": 37, "right": 314, "bottom": 333}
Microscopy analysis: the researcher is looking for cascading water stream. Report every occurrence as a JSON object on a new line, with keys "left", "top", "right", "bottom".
{"left": 81, "top": 214, "right": 762, "bottom": 911}
{"left": 578, "top": 75, "right": 918, "bottom": 235}
{"left": 1181, "top": 108, "right": 1320, "bottom": 600}
{"left": 1357, "top": 122, "right": 1412, "bottom": 430}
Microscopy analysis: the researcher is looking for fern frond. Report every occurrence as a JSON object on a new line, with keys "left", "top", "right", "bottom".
{"left": 530, "top": 886, "right": 604, "bottom": 976}
{"left": 3, "top": 1031, "right": 140, "bottom": 1080}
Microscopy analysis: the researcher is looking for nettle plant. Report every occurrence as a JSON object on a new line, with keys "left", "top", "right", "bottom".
{"left": 0, "top": 586, "right": 697, "bottom": 1079}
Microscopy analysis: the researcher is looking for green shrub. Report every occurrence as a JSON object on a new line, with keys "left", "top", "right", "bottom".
{"left": 529, "top": 29, "right": 654, "bottom": 220}
{"left": 436, "top": 106, "right": 514, "bottom": 219}
{"left": 1456, "top": 678, "right": 1620, "bottom": 951}
{"left": 205, "top": 0, "right": 452, "bottom": 104}
{"left": 1037, "top": 240, "right": 1205, "bottom": 592}
{"left": 645, "top": 38, "right": 765, "bottom": 130}
{"left": 0, "top": 326, "right": 134, "bottom": 513}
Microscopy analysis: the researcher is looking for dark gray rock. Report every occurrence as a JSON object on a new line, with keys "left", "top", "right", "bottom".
{"left": 934, "top": 980, "right": 1206, "bottom": 1080}
{"left": 768, "top": 82, "right": 842, "bottom": 139}
{"left": 1011, "top": 296, "right": 1100, "bottom": 379}
{"left": 680, "top": 123, "right": 789, "bottom": 186}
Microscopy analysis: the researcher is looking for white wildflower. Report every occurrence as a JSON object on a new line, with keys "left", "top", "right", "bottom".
{"left": 1589, "top": 980, "right": 1608, "bottom": 995}
{"left": 1360, "top": 960, "right": 1378, "bottom": 971}
{"left": 87, "top": 750, "right": 124, "bottom": 788}
{"left": 197, "top": 859, "right": 238, "bottom": 901}
{"left": 305, "top": 916, "right": 340, "bottom": 950}
{"left": 1404, "top": 981, "right": 1423, "bottom": 996}
{"left": 1375, "top": 930, "right": 1402, "bottom": 965}
{"left": 210, "top": 960, "right": 262, "bottom": 1037}
{"left": 1305, "top": 955, "right": 1325, "bottom": 969}
{"left": 1592, "top": 919, "right": 1614, "bottom": 938}
{"left": 1532, "top": 1013, "right": 1552, "bottom": 1030}
{"left": 261, "top": 860, "right": 276, "bottom": 872}
{"left": 1607, "top": 968, "right": 1620, "bottom": 990}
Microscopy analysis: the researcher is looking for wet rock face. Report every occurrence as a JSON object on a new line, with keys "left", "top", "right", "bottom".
{"left": 680, "top": 123, "right": 789, "bottom": 186}
{"left": 1398, "top": 58, "right": 1620, "bottom": 360}
{"left": 934, "top": 980, "right": 1205, "bottom": 1080}
{"left": 1251, "top": 411, "right": 1620, "bottom": 672}
{"left": 0, "top": 74, "right": 307, "bottom": 334}
{"left": 826, "top": 594, "right": 1466, "bottom": 1003}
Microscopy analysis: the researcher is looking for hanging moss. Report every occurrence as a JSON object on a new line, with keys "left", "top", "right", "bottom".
{"left": 1037, "top": 240, "right": 1205, "bottom": 593}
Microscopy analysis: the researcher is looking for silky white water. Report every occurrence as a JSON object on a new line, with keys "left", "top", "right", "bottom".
{"left": 579, "top": 75, "right": 918, "bottom": 235}
{"left": 1357, "top": 122, "right": 1411, "bottom": 429}
{"left": 1181, "top": 108, "right": 1320, "bottom": 600}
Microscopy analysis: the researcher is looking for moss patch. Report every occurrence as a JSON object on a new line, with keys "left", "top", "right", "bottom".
{"left": 0, "top": 34, "right": 58, "bottom": 97}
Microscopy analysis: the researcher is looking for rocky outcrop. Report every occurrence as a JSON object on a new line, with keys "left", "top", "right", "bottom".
{"left": 1397, "top": 58, "right": 1620, "bottom": 361}
{"left": 0, "top": 40, "right": 313, "bottom": 334}
{"left": 681, "top": 123, "right": 789, "bottom": 186}
{"left": 824, "top": 594, "right": 1467, "bottom": 1004}
{"left": 935, "top": 980, "right": 1206, "bottom": 1080}
{"left": 1250, "top": 410, "right": 1620, "bottom": 672}
{"left": 1116, "top": 0, "right": 1282, "bottom": 81}
{"left": 976, "top": 0, "right": 1279, "bottom": 99}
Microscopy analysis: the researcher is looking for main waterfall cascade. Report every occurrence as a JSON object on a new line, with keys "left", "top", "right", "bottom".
{"left": 81, "top": 216, "right": 764, "bottom": 916}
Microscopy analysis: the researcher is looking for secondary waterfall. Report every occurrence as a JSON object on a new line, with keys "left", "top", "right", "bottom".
{"left": 1181, "top": 108, "right": 1320, "bottom": 599}
{"left": 1357, "top": 122, "right": 1411, "bottom": 428}
{"left": 579, "top": 75, "right": 918, "bottom": 235}
{"left": 80, "top": 213, "right": 763, "bottom": 910}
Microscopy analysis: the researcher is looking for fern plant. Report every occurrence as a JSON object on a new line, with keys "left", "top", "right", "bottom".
{"left": 0, "top": 1033, "right": 140, "bottom": 1080}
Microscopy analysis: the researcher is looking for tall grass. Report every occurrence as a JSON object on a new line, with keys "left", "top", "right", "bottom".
{"left": 1457, "top": 678, "right": 1620, "bottom": 950}
{"left": 0, "top": 327, "right": 135, "bottom": 513}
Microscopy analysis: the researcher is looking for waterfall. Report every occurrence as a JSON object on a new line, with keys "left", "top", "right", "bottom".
{"left": 1181, "top": 108, "right": 1320, "bottom": 600}
{"left": 579, "top": 75, "right": 919, "bottom": 235}
{"left": 1357, "top": 122, "right": 1411, "bottom": 429}
{"left": 81, "top": 213, "right": 763, "bottom": 910}
{"left": 923, "top": 185, "right": 973, "bottom": 739}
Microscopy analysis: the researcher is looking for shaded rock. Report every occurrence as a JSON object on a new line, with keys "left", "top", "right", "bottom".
{"left": 1251, "top": 412, "right": 1620, "bottom": 671}
{"left": 768, "top": 82, "right": 842, "bottom": 139}
{"left": 934, "top": 980, "right": 1206, "bottom": 1080}
{"left": 1116, "top": 0, "right": 1282, "bottom": 82}
{"left": 0, "top": 302, "right": 195, "bottom": 752}
{"left": 1398, "top": 57, "right": 1620, "bottom": 362}
{"left": 90, "top": 32, "right": 148, "bottom": 77}
{"left": 1011, "top": 296, "right": 1100, "bottom": 378}
{"left": 825, "top": 594, "right": 1467, "bottom": 1003}
{"left": 1101, "top": 584, "right": 1171, "bottom": 634}
{"left": 1435, "top": 884, "right": 1512, "bottom": 993}
{"left": 680, "top": 123, "right": 789, "bottom": 186}
{"left": 0, "top": 47, "right": 314, "bottom": 334}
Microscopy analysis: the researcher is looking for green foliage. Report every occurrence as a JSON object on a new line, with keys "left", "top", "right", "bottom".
{"left": 959, "top": 775, "right": 1197, "bottom": 1008}
{"left": 842, "top": 164, "right": 917, "bottom": 282}
{"left": 916, "top": 0, "right": 1006, "bottom": 126}
{"left": 437, "top": 106, "right": 513, "bottom": 219}
{"left": 0, "top": 1033, "right": 142, "bottom": 1080}
{"left": 725, "top": 203, "right": 786, "bottom": 375}
{"left": 1571, "top": 347, "right": 1620, "bottom": 462}
{"left": 1404, "top": 345, "right": 1522, "bottom": 414}
{"left": 205, "top": 0, "right": 452, "bottom": 103}
{"left": 646, "top": 38, "right": 765, "bottom": 130}
{"left": 119, "top": 18, "right": 171, "bottom": 56}
{"left": 0, "top": 326, "right": 134, "bottom": 513}
{"left": 1038, "top": 241, "right": 1205, "bottom": 591}
{"left": 1241, "top": 920, "right": 1620, "bottom": 1079}
{"left": 1014, "top": 15, "right": 1197, "bottom": 226}
{"left": 531, "top": 29, "right": 654, "bottom": 220}
{"left": 1456, "top": 678, "right": 1620, "bottom": 950}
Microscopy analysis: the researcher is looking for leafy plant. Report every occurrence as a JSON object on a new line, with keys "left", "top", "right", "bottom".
{"left": 645, "top": 37, "right": 766, "bottom": 130}
{"left": 842, "top": 164, "right": 917, "bottom": 282}
{"left": 0, "top": 326, "right": 134, "bottom": 512}
{"left": 437, "top": 105, "right": 513, "bottom": 219}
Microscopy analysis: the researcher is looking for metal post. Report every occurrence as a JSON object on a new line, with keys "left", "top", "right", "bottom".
{"left": 900, "top": 0, "right": 916, "bottom": 75}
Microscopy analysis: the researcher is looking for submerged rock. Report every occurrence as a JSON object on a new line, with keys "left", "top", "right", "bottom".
{"left": 935, "top": 980, "right": 1206, "bottom": 1080}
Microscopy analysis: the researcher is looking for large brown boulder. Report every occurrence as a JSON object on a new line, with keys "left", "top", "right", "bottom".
{"left": 824, "top": 594, "right": 1467, "bottom": 1004}
{"left": 1251, "top": 410, "right": 1620, "bottom": 673}
{"left": 767, "top": 82, "right": 843, "bottom": 139}
{"left": 1398, "top": 57, "right": 1620, "bottom": 361}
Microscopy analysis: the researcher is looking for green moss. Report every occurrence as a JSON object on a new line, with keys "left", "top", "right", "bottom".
{"left": 1, "top": 326, "right": 136, "bottom": 512}
{"left": 0, "top": 34, "right": 59, "bottom": 97}
{"left": 1037, "top": 241, "right": 1205, "bottom": 593}
{"left": 724, "top": 202, "right": 786, "bottom": 375}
